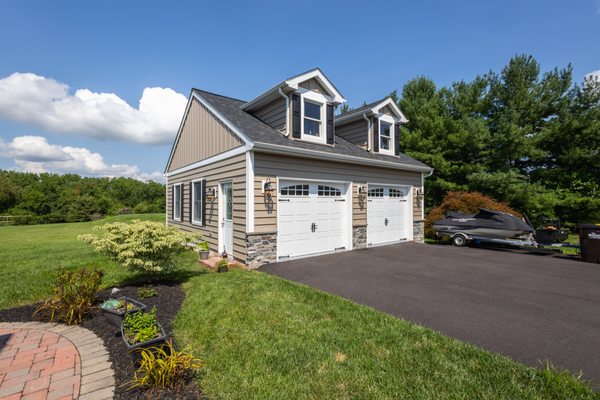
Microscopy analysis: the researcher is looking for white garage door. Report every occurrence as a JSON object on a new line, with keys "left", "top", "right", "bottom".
{"left": 278, "top": 180, "right": 351, "bottom": 259}
{"left": 367, "top": 185, "right": 411, "bottom": 246}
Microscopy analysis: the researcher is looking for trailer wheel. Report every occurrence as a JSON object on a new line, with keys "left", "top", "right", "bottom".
{"left": 452, "top": 234, "right": 467, "bottom": 247}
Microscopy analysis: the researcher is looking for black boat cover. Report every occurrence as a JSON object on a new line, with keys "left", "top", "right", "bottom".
{"left": 436, "top": 208, "right": 534, "bottom": 232}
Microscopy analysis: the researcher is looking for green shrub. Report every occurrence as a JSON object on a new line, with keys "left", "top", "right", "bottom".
{"left": 129, "top": 339, "right": 202, "bottom": 391}
{"left": 137, "top": 287, "right": 158, "bottom": 299}
{"left": 123, "top": 307, "right": 160, "bottom": 344}
{"left": 196, "top": 241, "right": 209, "bottom": 251}
{"left": 78, "top": 220, "right": 200, "bottom": 273}
{"left": 33, "top": 268, "right": 103, "bottom": 325}
{"left": 215, "top": 259, "right": 228, "bottom": 272}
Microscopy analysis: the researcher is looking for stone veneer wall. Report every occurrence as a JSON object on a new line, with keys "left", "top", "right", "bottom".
{"left": 353, "top": 226, "right": 367, "bottom": 249}
{"left": 413, "top": 219, "right": 425, "bottom": 243}
{"left": 246, "top": 231, "right": 277, "bottom": 269}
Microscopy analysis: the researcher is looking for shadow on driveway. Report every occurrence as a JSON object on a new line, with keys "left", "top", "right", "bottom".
{"left": 261, "top": 242, "right": 600, "bottom": 385}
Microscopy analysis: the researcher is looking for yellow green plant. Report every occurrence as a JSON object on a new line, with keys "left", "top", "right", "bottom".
{"left": 33, "top": 268, "right": 103, "bottom": 325}
{"left": 78, "top": 220, "right": 201, "bottom": 273}
{"left": 129, "top": 339, "right": 202, "bottom": 390}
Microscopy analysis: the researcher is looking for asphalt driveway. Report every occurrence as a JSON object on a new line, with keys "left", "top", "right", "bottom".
{"left": 261, "top": 242, "right": 600, "bottom": 385}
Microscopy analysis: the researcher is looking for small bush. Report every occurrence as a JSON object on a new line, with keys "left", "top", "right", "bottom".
{"left": 425, "top": 191, "right": 521, "bottom": 238}
{"left": 33, "top": 268, "right": 103, "bottom": 325}
{"left": 215, "top": 259, "right": 229, "bottom": 272}
{"left": 123, "top": 307, "right": 160, "bottom": 345}
{"left": 196, "top": 241, "right": 209, "bottom": 251}
{"left": 137, "top": 287, "right": 158, "bottom": 299}
{"left": 79, "top": 220, "right": 201, "bottom": 274}
{"left": 129, "top": 339, "right": 202, "bottom": 391}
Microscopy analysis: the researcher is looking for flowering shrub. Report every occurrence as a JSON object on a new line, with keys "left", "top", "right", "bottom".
{"left": 79, "top": 220, "right": 200, "bottom": 273}
{"left": 425, "top": 191, "right": 520, "bottom": 238}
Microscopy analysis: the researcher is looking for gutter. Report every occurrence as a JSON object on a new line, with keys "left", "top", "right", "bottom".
{"left": 253, "top": 141, "right": 432, "bottom": 173}
{"left": 363, "top": 113, "right": 372, "bottom": 152}
{"left": 278, "top": 88, "right": 290, "bottom": 137}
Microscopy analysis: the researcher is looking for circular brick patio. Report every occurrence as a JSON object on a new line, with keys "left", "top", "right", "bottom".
{"left": 0, "top": 322, "right": 114, "bottom": 400}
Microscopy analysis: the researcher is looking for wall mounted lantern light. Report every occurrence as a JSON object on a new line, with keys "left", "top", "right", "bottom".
{"left": 262, "top": 178, "right": 275, "bottom": 199}
{"left": 206, "top": 186, "right": 217, "bottom": 202}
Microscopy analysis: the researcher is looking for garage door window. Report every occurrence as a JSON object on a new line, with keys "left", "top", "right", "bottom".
{"left": 280, "top": 184, "right": 309, "bottom": 196}
{"left": 368, "top": 188, "right": 383, "bottom": 197}
{"left": 389, "top": 188, "right": 406, "bottom": 198}
{"left": 317, "top": 185, "right": 341, "bottom": 197}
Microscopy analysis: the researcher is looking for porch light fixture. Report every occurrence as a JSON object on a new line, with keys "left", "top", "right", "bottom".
{"left": 263, "top": 178, "right": 275, "bottom": 197}
{"left": 357, "top": 184, "right": 367, "bottom": 200}
{"left": 206, "top": 186, "right": 217, "bottom": 202}
{"left": 416, "top": 188, "right": 424, "bottom": 206}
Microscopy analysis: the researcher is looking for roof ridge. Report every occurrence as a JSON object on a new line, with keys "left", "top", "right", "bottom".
{"left": 192, "top": 88, "right": 247, "bottom": 104}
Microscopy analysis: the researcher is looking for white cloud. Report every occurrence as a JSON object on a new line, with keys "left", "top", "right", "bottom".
{"left": 0, "top": 73, "right": 187, "bottom": 145}
{"left": 0, "top": 135, "right": 164, "bottom": 182}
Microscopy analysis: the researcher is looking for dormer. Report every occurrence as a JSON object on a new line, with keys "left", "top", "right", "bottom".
{"left": 241, "top": 68, "right": 346, "bottom": 146}
{"left": 335, "top": 97, "right": 408, "bottom": 156}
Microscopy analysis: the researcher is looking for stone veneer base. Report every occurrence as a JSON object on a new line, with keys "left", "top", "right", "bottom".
{"left": 413, "top": 219, "right": 425, "bottom": 243}
{"left": 246, "top": 231, "right": 277, "bottom": 269}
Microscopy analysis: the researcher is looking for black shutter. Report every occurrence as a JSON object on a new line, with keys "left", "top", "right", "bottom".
{"left": 394, "top": 123, "right": 401, "bottom": 156}
{"left": 189, "top": 182, "right": 193, "bottom": 223}
{"left": 291, "top": 92, "right": 301, "bottom": 139}
{"left": 201, "top": 180, "right": 206, "bottom": 226}
{"left": 171, "top": 186, "right": 174, "bottom": 220}
{"left": 326, "top": 104, "right": 334, "bottom": 145}
{"left": 373, "top": 117, "right": 379, "bottom": 152}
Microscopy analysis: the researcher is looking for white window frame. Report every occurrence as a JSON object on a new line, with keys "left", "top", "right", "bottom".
{"left": 300, "top": 89, "right": 328, "bottom": 144}
{"left": 378, "top": 114, "right": 395, "bottom": 155}
{"left": 191, "top": 179, "right": 204, "bottom": 226}
{"left": 173, "top": 183, "right": 183, "bottom": 222}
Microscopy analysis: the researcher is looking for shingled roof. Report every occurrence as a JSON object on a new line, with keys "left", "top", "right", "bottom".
{"left": 192, "top": 89, "right": 430, "bottom": 171}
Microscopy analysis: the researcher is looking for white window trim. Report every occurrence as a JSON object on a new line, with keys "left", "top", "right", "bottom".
{"left": 378, "top": 114, "right": 395, "bottom": 156}
{"left": 300, "top": 89, "right": 328, "bottom": 145}
{"left": 191, "top": 179, "right": 204, "bottom": 226}
{"left": 173, "top": 183, "right": 183, "bottom": 222}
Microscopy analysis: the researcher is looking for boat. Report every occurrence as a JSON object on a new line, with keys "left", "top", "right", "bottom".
{"left": 432, "top": 208, "right": 534, "bottom": 245}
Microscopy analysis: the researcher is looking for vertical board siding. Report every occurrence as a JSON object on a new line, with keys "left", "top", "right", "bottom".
{"left": 253, "top": 152, "right": 421, "bottom": 230}
{"left": 299, "top": 78, "right": 328, "bottom": 94}
{"left": 168, "top": 99, "right": 243, "bottom": 172}
{"left": 335, "top": 119, "right": 368, "bottom": 148}
{"left": 167, "top": 153, "right": 247, "bottom": 261}
{"left": 252, "top": 98, "right": 286, "bottom": 133}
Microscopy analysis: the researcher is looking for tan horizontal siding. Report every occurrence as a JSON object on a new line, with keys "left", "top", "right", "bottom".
{"left": 253, "top": 98, "right": 286, "bottom": 133}
{"left": 413, "top": 186, "right": 424, "bottom": 221}
{"left": 254, "top": 153, "right": 421, "bottom": 230}
{"left": 336, "top": 119, "right": 368, "bottom": 148}
{"left": 166, "top": 153, "right": 247, "bottom": 261}
{"left": 168, "top": 98, "right": 243, "bottom": 172}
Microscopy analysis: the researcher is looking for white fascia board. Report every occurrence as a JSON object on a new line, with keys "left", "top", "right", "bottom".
{"left": 253, "top": 142, "right": 433, "bottom": 173}
{"left": 191, "top": 92, "right": 254, "bottom": 147}
{"left": 285, "top": 69, "right": 346, "bottom": 104}
{"left": 164, "top": 92, "right": 194, "bottom": 173}
{"left": 245, "top": 150, "right": 255, "bottom": 233}
{"left": 165, "top": 146, "right": 248, "bottom": 177}
{"left": 373, "top": 98, "right": 409, "bottom": 123}
{"left": 240, "top": 83, "right": 286, "bottom": 111}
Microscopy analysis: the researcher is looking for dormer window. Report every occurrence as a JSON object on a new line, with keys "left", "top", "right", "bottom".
{"left": 303, "top": 100, "right": 321, "bottom": 137}
{"left": 378, "top": 115, "right": 395, "bottom": 155}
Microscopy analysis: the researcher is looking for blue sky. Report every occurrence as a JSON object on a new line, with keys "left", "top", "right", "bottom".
{"left": 0, "top": 0, "right": 599, "bottom": 181}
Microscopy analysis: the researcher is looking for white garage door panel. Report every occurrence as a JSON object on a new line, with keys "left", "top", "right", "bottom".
{"left": 367, "top": 185, "right": 411, "bottom": 246}
{"left": 278, "top": 181, "right": 350, "bottom": 259}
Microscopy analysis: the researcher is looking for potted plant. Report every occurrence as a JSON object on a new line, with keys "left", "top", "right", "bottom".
{"left": 121, "top": 307, "right": 167, "bottom": 351}
{"left": 101, "top": 296, "right": 146, "bottom": 327}
{"left": 216, "top": 259, "right": 229, "bottom": 273}
{"left": 197, "top": 241, "right": 210, "bottom": 260}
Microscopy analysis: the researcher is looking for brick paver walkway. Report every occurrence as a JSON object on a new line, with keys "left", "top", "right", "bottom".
{"left": 0, "top": 322, "right": 114, "bottom": 400}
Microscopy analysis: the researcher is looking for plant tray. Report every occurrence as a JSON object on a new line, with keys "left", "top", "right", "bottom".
{"left": 101, "top": 296, "right": 146, "bottom": 327}
{"left": 121, "top": 322, "right": 167, "bottom": 351}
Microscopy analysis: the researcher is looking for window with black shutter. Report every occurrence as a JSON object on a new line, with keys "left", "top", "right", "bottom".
{"left": 191, "top": 179, "right": 204, "bottom": 226}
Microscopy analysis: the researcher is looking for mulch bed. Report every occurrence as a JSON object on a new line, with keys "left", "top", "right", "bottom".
{"left": 0, "top": 282, "right": 203, "bottom": 400}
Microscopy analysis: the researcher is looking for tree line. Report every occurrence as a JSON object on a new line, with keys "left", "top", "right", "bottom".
{"left": 395, "top": 54, "right": 600, "bottom": 226}
{"left": 0, "top": 171, "right": 165, "bottom": 224}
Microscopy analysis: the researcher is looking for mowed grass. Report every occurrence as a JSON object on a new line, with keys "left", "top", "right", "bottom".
{"left": 174, "top": 270, "right": 599, "bottom": 400}
{"left": 0, "top": 214, "right": 199, "bottom": 309}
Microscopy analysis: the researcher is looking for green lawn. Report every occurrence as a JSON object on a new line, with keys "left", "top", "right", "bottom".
{"left": 0, "top": 214, "right": 198, "bottom": 309}
{"left": 174, "top": 270, "right": 599, "bottom": 400}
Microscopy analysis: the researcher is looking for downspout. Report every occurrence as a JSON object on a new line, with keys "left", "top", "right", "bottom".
{"left": 278, "top": 88, "right": 290, "bottom": 137}
{"left": 363, "top": 113, "right": 371, "bottom": 151}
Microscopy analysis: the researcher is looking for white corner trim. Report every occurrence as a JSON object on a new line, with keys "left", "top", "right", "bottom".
{"left": 191, "top": 92, "right": 254, "bottom": 147}
{"left": 246, "top": 150, "right": 255, "bottom": 233}
{"left": 253, "top": 142, "right": 432, "bottom": 173}
{"left": 165, "top": 146, "right": 247, "bottom": 177}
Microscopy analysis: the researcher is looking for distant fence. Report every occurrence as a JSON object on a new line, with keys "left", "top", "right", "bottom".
{"left": 0, "top": 216, "right": 27, "bottom": 226}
